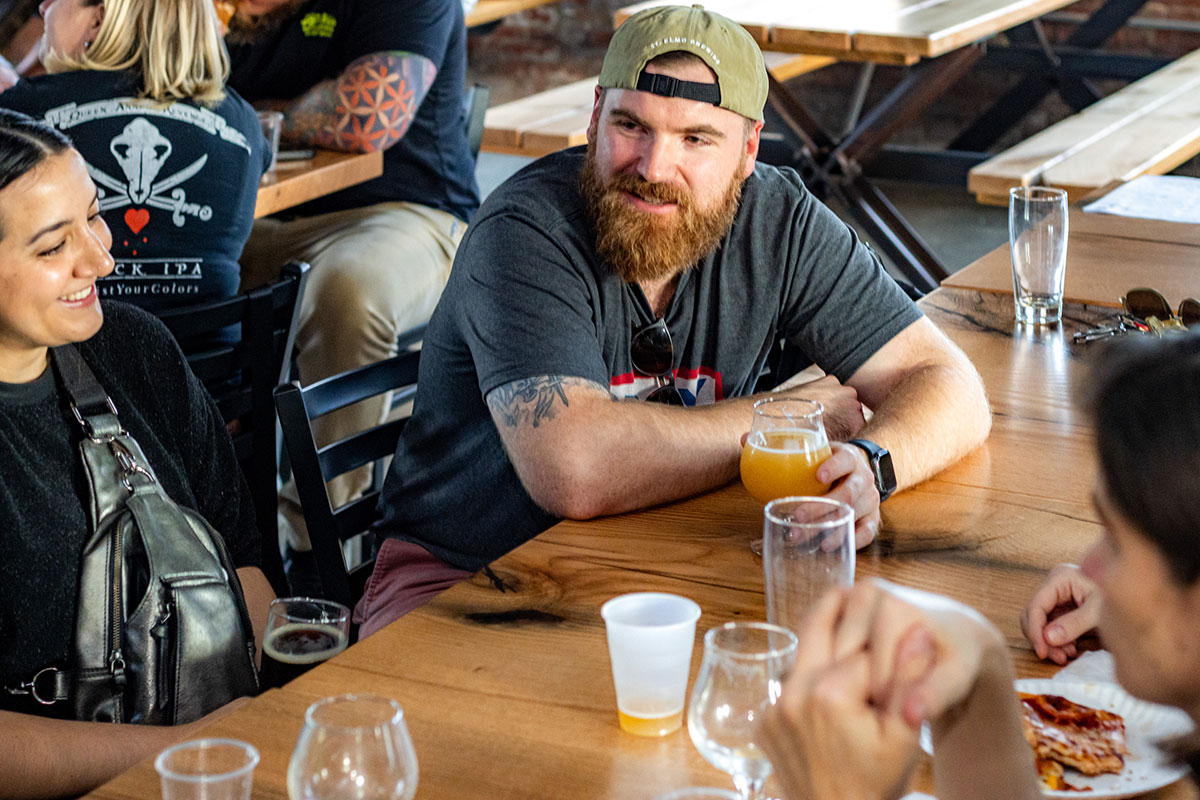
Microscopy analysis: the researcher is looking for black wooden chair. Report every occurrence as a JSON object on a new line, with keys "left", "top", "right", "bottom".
{"left": 273, "top": 350, "right": 420, "bottom": 611}
{"left": 157, "top": 260, "right": 310, "bottom": 596}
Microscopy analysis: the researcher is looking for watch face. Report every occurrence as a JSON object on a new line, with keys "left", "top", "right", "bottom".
{"left": 876, "top": 450, "right": 897, "bottom": 500}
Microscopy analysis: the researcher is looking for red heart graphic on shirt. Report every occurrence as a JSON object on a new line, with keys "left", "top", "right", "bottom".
{"left": 124, "top": 208, "right": 150, "bottom": 234}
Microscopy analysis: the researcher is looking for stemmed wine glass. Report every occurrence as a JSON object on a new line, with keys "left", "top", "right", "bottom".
{"left": 287, "top": 694, "right": 418, "bottom": 800}
{"left": 687, "top": 622, "right": 798, "bottom": 800}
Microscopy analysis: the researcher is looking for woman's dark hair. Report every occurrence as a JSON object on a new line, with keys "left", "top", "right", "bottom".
{"left": 0, "top": 109, "right": 72, "bottom": 192}
{"left": 1087, "top": 331, "right": 1200, "bottom": 584}
{"left": 0, "top": 110, "right": 72, "bottom": 239}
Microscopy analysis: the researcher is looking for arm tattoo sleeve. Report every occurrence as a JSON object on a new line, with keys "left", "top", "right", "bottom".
{"left": 486, "top": 376, "right": 610, "bottom": 430}
{"left": 282, "top": 51, "right": 437, "bottom": 152}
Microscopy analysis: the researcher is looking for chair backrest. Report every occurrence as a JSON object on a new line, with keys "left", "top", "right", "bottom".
{"left": 273, "top": 351, "right": 420, "bottom": 610}
{"left": 463, "top": 83, "right": 490, "bottom": 159}
{"left": 157, "top": 260, "right": 310, "bottom": 596}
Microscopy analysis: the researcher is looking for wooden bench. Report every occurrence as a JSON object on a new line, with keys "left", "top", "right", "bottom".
{"left": 968, "top": 48, "right": 1200, "bottom": 206}
{"left": 481, "top": 52, "right": 834, "bottom": 157}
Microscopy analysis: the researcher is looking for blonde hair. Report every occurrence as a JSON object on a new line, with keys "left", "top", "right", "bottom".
{"left": 45, "top": 0, "right": 229, "bottom": 105}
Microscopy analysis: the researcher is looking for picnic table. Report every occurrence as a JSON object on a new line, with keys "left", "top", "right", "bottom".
{"left": 254, "top": 149, "right": 383, "bottom": 219}
{"left": 84, "top": 211, "right": 1200, "bottom": 796}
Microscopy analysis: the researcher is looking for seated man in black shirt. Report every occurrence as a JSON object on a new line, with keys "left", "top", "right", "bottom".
{"left": 224, "top": 0, "right": 481, "bottom": 568}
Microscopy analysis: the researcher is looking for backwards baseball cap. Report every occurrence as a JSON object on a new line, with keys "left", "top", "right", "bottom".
{"left": 599, "top": 4, "right": 768, "bottom": 122}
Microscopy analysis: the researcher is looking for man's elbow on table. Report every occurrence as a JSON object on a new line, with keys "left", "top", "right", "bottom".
{"left": 511, "top": 439, "right": 624, "bottom": 521}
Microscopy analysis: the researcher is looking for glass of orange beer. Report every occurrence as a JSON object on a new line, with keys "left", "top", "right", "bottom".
{"left": 740, "top": 398, "right": 832, "bottom": 505}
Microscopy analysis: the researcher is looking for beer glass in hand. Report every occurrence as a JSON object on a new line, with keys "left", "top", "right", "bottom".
{"left": 740, "top": 398, "right": 831, "bottom": 504}
{"left": 260, "top": 597, "right": 350, "bottom": 688}
{"left": 740, "top": 398, "right": 832, "bottom": 553}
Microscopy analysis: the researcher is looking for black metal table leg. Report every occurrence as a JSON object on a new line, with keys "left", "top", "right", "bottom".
{"left": 951, "top": 0, "right": 1152, "bottom": 151}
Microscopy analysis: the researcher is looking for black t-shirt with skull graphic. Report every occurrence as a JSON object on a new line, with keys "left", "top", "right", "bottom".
{"left": 0, "top": 70, "right": 270, "bottom": 312}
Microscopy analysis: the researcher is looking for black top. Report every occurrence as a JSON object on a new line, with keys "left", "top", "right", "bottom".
{"left": 0, "top": 70, "right": 269, "bottom": 311}
{"left": 0, "top": 303, "right": 260, "bottom": 714}
{"left": 227, "top": 0, "right": 480, "bottom": 223}
{"left": 373, "top": 148, "right": 921, "bottom": 571}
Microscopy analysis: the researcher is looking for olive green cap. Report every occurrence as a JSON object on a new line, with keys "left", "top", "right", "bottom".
{"left": 599, "top": 4, "right": 768, "bottom": 121}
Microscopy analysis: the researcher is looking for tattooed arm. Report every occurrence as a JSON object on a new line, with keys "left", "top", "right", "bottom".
{"left": 280, "top": 51, "right": 437, "bottom": 153}
{"left": 484, "top": 375, "right": 763, "bottom": 519}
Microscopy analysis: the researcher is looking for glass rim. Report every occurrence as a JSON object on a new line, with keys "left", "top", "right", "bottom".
{"left": 764, "top": 496, "right": 854, "bottom": 529}
{"left": 269, "top": 596, "right": 351, "bottom": 626}
{"left": 751, "top": 396, "right": 823, "bottom": 419}
{"left": 703, "top": 621, "right": 798, "bottom": 660}
{"left": 1008, "top": 185, "right": 1067, "bottom": 201}
{"left": 154, "top": 738, "right": 259, "bottom": 783}
{"left": 600, "top": 592, "right": 701, "bottom": 628}
{"left": 653, "top": 789, "right": 741, "bottom": 800}
{"left": 305, "top": 693, "right": 405, "bottom": 731}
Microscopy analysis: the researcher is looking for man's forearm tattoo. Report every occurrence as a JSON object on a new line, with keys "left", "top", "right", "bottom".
{"left": 488, "top": 376, "right": 607, "bottom": 429}
{"left": 283, "top": 51, "right": 436, "bottom": 152}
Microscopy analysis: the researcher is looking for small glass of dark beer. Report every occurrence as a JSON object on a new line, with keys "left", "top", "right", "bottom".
{"left": 260, "top": 597, "right": 351, "bottom": 688}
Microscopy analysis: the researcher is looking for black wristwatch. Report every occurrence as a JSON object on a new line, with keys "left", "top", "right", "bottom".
{"left": 848, "top": 438, "right": 896, "bottom": 502}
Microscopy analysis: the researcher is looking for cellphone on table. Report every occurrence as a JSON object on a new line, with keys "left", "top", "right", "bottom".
{"left": 277, "top": 148, "right": 316, "bottom": 162}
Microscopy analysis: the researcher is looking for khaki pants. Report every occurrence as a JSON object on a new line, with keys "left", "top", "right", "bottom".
{"left": 240, "top": 201, "right": 467, "bottom": 551}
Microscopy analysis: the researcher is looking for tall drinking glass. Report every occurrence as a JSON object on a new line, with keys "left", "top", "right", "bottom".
{"left": 687, "top": 622, "right": 798, "bottom": 800}
{"left": 763, "top": 497, "right": 855, "bottom": 636}
{"left": 1009, "top": 186, "right": 1068, "bottom": 325}
{"left": 288, "top": 694, "right": 418, "bottom": 800}
{"left": 260, "top": 598, "right": 350, "bottom": 688}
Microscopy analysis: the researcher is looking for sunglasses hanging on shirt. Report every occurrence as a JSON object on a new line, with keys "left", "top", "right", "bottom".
{"left": 630, "top": 318, "right": 685, "bottom": 406}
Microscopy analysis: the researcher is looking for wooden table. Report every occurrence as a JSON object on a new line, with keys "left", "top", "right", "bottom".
{"left": 942, "top": 208, "right": 1200, "bottom": 306}
{"left": 84, "top": 286, "right": 1198, "bottom": 800}
{"left": 254, "top": 150, "right": 383, "bottom": 219}
{"left": 613, "top": 0, "right": 1157, "bottom": 294}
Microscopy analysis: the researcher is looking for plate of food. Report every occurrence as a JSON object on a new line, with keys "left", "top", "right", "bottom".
{"left": 921, "top": 678, "right": 1194, "bottom": 798}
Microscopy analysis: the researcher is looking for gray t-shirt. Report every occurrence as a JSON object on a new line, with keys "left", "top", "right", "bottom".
{"left": 373, "top": 147, "right": 921, "bottom": 571}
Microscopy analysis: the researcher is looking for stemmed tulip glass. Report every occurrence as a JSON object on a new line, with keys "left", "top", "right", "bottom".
{"left": 687, "top": 622, "right": 798, "bottom": 800}
{"left": 740, "top": 398, "right": 832, "bottom": 555}
{"left": 287, "top": 694, "right": 418, "bottom": 800}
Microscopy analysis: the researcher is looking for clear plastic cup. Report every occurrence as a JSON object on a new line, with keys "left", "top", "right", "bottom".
{"left": 155, "top": 738, "right": 259, "bottom": 800}
{"left": 601, "top": 592, "right": 701, "bottom": 737}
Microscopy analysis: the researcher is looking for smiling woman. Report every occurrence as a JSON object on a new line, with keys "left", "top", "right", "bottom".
{"left": 0, "top": 110, "right": 274, "bottom": 800}
{"left": 0, "top": 136, "right": 113, "bottom": 382}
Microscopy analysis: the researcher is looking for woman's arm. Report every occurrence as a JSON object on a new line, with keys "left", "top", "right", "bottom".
{"left": 0, "top": 700, "right": 248, "bottom": 800}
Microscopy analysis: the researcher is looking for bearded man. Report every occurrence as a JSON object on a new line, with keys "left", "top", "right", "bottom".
{"left": 358, "top": 5, "right": 991, "bottom": 636}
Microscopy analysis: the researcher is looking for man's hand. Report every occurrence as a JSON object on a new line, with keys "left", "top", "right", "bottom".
{"left": 1019, "top": 564, "right": 1100, "bottom": 665}
{"left": 759, "top": 588, "right": 922, "bottom": 800}
{"left": 818, "top": 442, "right": 879, "bottom": 549}
{"left": 777, "top": 375, "right": 865, "bottom": 441}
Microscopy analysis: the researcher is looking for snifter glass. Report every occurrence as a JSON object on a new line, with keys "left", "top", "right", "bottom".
{"left": 288, "top": 694, "right": 418, "bottom": 800}
{"left": 260, "top": 597, "right": 350, "bottom": 688}
{"left": 687, "top": 622, "right": 796, "bottom": 800}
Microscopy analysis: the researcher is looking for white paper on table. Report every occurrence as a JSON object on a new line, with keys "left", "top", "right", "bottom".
{"left": 1052, "top": 649, "right": 1116, "bottom": 683}
{"left": 1082, "top": 174, "right": 1200, "bottom": 223}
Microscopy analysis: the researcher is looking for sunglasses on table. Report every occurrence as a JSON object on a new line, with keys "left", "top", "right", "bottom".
{"left": 1121, "top": 288, "right": 1200, "bottom": 331}
{"left": 1074, "top": 288, "right": 1200, "bottom": 344}
{"left": 630, "top": 318, "right": 685, "bottom": 406}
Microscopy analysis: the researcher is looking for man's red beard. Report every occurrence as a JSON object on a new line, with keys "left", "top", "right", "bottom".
{"left": 225, "top": 0, "right": 311, "bottom": 44}
{"left": 579, "top": 142, "right": 746, "bottom": 284}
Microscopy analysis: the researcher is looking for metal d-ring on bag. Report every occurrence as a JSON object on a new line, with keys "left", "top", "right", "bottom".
{"left": 16, "top": 344, "right": 260, "bottom": 724}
